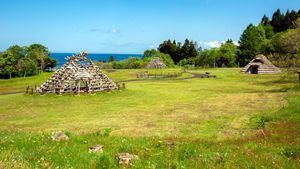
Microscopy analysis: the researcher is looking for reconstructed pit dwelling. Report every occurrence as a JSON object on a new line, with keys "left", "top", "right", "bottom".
{"left": 145, "top": 57, "right": 167, "bottom": 69}
{"left": 242, "top": 54, "right": 281, "bottom": 74}
{"left": 36, "top": 52, "right": 116, "bottom": 94}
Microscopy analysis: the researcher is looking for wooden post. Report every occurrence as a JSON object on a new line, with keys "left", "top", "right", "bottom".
{"left": 26, "top": 86, "right": 30, "bottom": 94}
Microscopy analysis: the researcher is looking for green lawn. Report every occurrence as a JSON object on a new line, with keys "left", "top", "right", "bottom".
{"left": 0, "top": 68, "right": 299, "bottom": 168}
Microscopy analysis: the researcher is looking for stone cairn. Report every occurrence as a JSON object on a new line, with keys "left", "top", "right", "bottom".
{"left": 36, "top": 52, "right": 117, "bottom": 94}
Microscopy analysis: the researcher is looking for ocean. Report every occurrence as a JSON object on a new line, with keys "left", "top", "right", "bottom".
{"left": 50, "top": 53, "right": 142, "bottom": 67}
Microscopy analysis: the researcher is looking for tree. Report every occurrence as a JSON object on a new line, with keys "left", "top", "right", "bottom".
{"left": 44, "top": 57, "right": 57, "bottom": 71}
{"left": 16, "top": 57, "right": 38, "bottom": 77}
{"left": 261, "top": 15, "right": 270, "bottom": 26}
{"left": 27, "top": 44, "right": 51, "bottom": 72}
{"left": 143, "top": 49, "right": 157, "bottom": 59}
{"left": 158, "top": 39, "right": 199, "bottom": 64}
{"left": 217, "top": 40, "right": 238, "bottom": 67}
{"left": 0, "top": 44, "right": 56, "bottom": 79}
{"left": 269, "top": 18, "right": 300, "bottom": 68}
{"left": 7, "top": 45, "right": 26, "bottom": 60}
{"left": 237, "top": 24, "right": 267, "bottom": 66}
{"left": 0, "top": 51, "right": 17, "bottom": 79}
{"left": 108, "top": 56, "right": 115, "bottom": 62}
{"left": 158, "top": 39, "right": 181, "bottom": 63}
{"left": 180, "top": 39, "right": 198, "bottom": 60}
{"left": 271, "top": 9, "right": 285, "bottom": 33}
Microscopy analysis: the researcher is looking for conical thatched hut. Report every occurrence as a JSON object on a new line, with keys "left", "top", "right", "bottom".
{"left": 145, "top": 57, "right": 166, "bottom": 69}
{"left": 36, "top": 52, "right": 116, "bottom": 94}
{"left": 241, "top": 54, "right": 281, "bottom": 74}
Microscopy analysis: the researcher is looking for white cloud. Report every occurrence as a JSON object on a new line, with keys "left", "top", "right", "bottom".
{"left": 199, "top": 40, "right": 239, "bottom": 49}
{"left": 88, "top": 28, "right": 121, "bottom": 34}
{"left": 199, "top": 41, "right": 222, "bottom": 48}
{"left": 233, "top": 41, "right": 239, "bottom": 46}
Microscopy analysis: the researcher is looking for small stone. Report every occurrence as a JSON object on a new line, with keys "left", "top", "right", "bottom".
{"left": 116, "top": 153, "right": 138, "bottom": 165}
{"left": 51, "top": 131, "right": 69, "bottom": 142}
{"left": 166, "top": 140, "right": 174, "bottom": 148}
{"left": 89, "top": 145, "right": 104, "bottom": 153}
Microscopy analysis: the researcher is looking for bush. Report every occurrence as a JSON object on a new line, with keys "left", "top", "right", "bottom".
{"left": 112, "top": 57, "right": 147, "bottom": 69}
{"left": 97, "top": 62, "right": 113, "bottom": 69}
{"left": 249, "top": 115, "right": 272, "bottom": 129}
{"left": 280, "top": 147, "right": 300, "bottom": 159}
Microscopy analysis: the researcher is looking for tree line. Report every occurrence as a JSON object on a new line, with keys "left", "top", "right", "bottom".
{"left": 0, "top": 44, "right": 57, "bottom": 79}
{"left": 239, "top": 9, "right": 300, "bottom": 67}
{"left": 149, "top": 9, "right": 300, "bottom": 68}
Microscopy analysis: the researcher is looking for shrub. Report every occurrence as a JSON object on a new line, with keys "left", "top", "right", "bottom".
{"left": 112, "top": 57, "right": 146, "bottom": 69}
{"left": 249, "top": 115, "right": 272, "bottom": 129}
{"left": 97, "top": 62, "right": 113, "bottom": 69}
{"left": 94, "top": 128, "right": 112, "bottom": 137}
{"left": 280, "top": 147, "right": 300, "bottom": 159}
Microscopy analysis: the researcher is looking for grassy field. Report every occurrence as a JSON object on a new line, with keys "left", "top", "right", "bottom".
{"left": 0, "top": 68, "right": 299, "bottom": 168}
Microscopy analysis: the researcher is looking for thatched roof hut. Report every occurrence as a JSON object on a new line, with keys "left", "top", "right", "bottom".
{"left": 241, "top": 54, "right": 281, "bottom": 74}
{"left": 145, "top": 57, "right": 166, "bottom": 69}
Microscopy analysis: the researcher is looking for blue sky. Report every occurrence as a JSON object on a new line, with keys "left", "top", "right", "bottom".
{"left": 0, "top": 0, "right": 299, "bottom": 54}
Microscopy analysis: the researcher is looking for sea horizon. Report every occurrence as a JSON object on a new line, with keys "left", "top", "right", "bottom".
{"left": 50, "top": 52, "right": 142, "bottom": 67}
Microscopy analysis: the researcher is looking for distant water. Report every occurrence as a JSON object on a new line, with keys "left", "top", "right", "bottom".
{"left": 50, "top": 53, "right": 142, "bottom": 67}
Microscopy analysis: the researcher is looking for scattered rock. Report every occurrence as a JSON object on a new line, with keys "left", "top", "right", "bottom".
{"left": 51, "top": 131, "right": 69, "bottom": 142}
{"left": 89, "top": 145, "right": 104, "bottom": 153}
{"left": 166, "top": 140, "right": 174, "bottom": 149}
{"left": 116, "top": 153, "right": 138, "bottom": 165}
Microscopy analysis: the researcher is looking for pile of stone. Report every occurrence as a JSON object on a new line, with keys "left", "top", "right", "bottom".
{"left": 51, "top": 131, "right": 69, "bottom": 141}
{"left": 116, "top": 153, "right": 139, "bottom": 165}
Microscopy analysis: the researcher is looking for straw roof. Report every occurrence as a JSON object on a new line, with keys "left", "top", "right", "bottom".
{"left": 241, "top": 54, "right": 281, "bottom": 74}
{"left": 145, "top": 57, "right": 166, "bottom": 69}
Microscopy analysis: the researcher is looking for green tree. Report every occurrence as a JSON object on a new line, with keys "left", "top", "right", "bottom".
{"left": 158, "top": 39, "right": 199, "bottom": 64}
{"left": 269, "top": 19, "right": 300, "bottom": 68}
{"left": 16, "top": 57, "right": 38, "bottom": 77}
{"left": 7, "top": 45, "right": 26, "bottom": 60}
{"left": 180, "top": 39, "right": 198, "bottom": 60}
{"left": 238, "top": 24, "right": 267, "bottom": 66}
{"left": 0, "top": 51, "right": 17, "bottom": 79}
{"left": 195, "top": 48, "right": 219, "bottom": 67}
{"left": 108, "top": 56, "right": 115, "bottom": 62}
{"left": 27, "top": 44, "right": 51, "bottom": 72}
{"left": 217, "top": 40, "right": 238, "bottom": 67}
{"left": 261, "top": 15, "right": 270, "bottom": 26}
{"left": 143, "top": 49, "right": 158, "bottom": 59}
{"left": 158, "top": 39, "right": 181, "bottom": 63}
{"left": 271, "top": 9, "right": 285, "bottom": 33}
